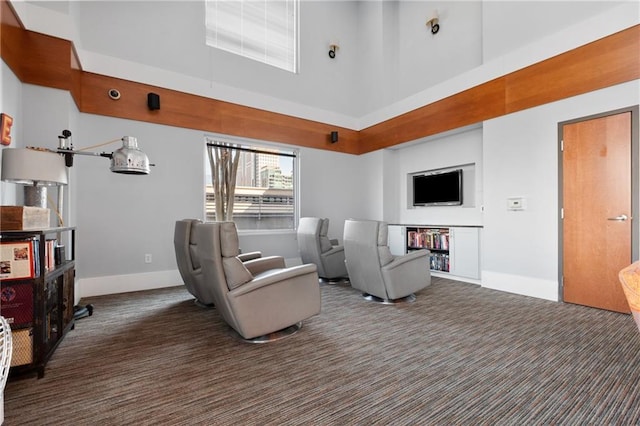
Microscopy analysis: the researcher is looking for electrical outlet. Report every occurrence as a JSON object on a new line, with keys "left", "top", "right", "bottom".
{"left": 145, "top": 253, "right": 152, "bottom": 263}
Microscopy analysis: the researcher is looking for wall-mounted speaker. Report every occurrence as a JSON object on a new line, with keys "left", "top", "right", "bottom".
{"left": 330, "top": 131, "right": 338, "bottom": 143}
{"left": 147, "top": 93, "right": 160, "bottom": 110}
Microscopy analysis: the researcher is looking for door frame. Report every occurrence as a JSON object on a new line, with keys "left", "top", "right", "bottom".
{"left": 557, "top": 105, "right": 639, "bottom": 302}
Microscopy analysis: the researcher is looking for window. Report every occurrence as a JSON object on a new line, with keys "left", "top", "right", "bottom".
{"left": 205, "top": 136, "right": 298, "bottom": 231}
{"left": 205, "top": 0, "right": 298, "bottom": 73}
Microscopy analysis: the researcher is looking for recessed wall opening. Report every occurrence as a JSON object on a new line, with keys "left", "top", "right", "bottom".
{"left": 407, "top": 163, "right": 475, "bottom": 209}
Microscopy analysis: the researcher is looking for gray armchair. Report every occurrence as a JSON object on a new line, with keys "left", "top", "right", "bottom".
{"left": 195, "top": 221, "right": 321, "bottom": 341}
{"left": 174, "top": 219, "right": 261, "bottom": 307}
{"left": 297, "top": 217, "right": 348, "bottom": 281}
{"left": 343, "top": 219, "right": 431, "bottom": 303}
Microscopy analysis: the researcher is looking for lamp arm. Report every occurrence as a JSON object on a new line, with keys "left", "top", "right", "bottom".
{"left": 55, "top": 148, "right": 113, "bottom": 167}
{"left": 55, "top": 130, "right": 151, "bottom": 174}
{"left": 56, "top": 149, "right": 112, "bottom": 158}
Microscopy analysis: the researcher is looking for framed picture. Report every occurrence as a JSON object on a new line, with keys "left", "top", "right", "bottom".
{"left": 0, "top": 241, "right": 35, "bottom": 280}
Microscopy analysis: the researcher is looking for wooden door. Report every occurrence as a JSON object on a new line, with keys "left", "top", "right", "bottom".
{"left": 562, "top": 111, "right": 632, "bottom": 313}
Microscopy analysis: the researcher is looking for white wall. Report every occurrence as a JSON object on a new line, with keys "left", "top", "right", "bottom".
{"left": 0, "top": 80, "right": 72, "bottom": 224}
{"left": 388, "top": 127, "right": 484, "bottom": 227}
{"left": 17, "top": 1, "right": 635, "bottom": 130}
{"left": 73, "top": 115, "right": 204, "bottom": 277}
{"left": 395, "top": 1, "right": 483, "bottom": 104}
{"left": 14, "top": 79, "right": 636, "bottom": 301}
{"left": 380, "top": 79, "right": 640, "bottom": 301}
{"left": 23, "top": 0, "right": 360, "bottom": 128}
{"left": 5, "top": 1, "right": 640, "bottom": 302}
{"left": 482, "top": 80, "right": 640, "bottom": 301}
{"left": 20, "top": 84, "right": 74, "bottom": 226}
{"left": 382, "top": 149, "right": 400, "bottom": 223}
{"left": 299, "top": 147, "right": 370, "bottom": 236}
{"left": 0, "top": 61, "right": 23, "bottom": 206}
{"left": 8, "top": 81, "right": 375, "bottom": 296}
{"left": 482, "top": 1, "right": 631, "bottom": 62}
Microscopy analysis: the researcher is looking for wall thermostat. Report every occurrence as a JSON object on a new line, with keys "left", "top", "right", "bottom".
{"left": 108, "top": 89, "right": 121, "bottom": 100}
{"left": 507, "top": 197, "right": 525, "bottom": 211}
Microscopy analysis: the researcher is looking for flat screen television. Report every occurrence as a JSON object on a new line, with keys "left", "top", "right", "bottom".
{"left": 413, "top": 169, "right": 463, "bottom": 206}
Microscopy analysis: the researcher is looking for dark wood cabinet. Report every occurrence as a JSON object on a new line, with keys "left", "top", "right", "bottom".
{"left": 1, "top": 227, "right": 75, "bottom": 378}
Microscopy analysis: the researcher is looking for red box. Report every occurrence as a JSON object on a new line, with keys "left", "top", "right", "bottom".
{"left": 1, "top": 282, "right": 33, "bottom": 326}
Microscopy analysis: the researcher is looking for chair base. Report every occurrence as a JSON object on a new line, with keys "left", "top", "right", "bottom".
{"left": 319, "top": 277, "right": 350, "bottom": 286}
{"left": 194, "top": 299, "right": 215, "bottom": 308}
{"left": 229, "top": 322, "right": 303, "bottom": 344}
{"left": 362, "top": 293, "right": 417, "bottom": 305}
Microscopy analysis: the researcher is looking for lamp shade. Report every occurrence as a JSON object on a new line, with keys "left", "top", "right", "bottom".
{"left": 1, "top": 148, "right": 68, "bottom": 186}
{"left": 110, "top": 136, "right": 150, "bottom": 175}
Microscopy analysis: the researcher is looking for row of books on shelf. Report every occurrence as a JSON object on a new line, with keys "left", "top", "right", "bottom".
{"left": 408, "top": 229, "right": 450, "bottom": 251}
{"left": 0, "top": 237, "right": 62, "bottom": 281}
{"left": 430, "top": 253, "right": 450, "bottom": 272}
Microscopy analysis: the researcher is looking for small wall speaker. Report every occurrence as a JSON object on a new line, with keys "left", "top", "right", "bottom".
{"left": 330, "top": 131, "right": 339, "bottom": 143}
{"left": 147, "top": 93, "right": 160, "bottom": 110}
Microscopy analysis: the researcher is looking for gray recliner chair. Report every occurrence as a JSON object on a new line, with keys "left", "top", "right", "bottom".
{"left": 297, "top": 217, "right": 348, "bottom": 281}
{"left": 174, "top": 219, "right": 261, "bottom": 307}
{"left": 343, "top": 219, "right": 431, "bottom": 303}
{"left": 195, "top": 221, "right": 321, "bottom": 341}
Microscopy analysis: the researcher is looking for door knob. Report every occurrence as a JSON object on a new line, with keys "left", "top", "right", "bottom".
{"left": 607, "top": 214, "right": 628, "bottom": 221}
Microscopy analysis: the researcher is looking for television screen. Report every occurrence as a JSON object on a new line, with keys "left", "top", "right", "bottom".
{"left": 413, "top": 169, "right": 463, "bottom": 206}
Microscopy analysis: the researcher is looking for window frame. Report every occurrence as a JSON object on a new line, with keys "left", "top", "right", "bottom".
{"left": 204, "top": 134, "right": 300, "bottom": 234}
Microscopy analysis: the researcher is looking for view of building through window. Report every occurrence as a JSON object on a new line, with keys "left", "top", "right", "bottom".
{"left": 205, "top": 138, "right": 296, "bottom": 230}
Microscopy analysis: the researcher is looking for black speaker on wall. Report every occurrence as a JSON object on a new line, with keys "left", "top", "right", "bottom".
{"left": 147, "top": 93, "right": 160, "bottom": 110}
{"left": 330, "top": 131, "right": 339, "bottom": 143}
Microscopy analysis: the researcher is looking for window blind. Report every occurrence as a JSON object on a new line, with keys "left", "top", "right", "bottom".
{"left": 205, "top": 0, "right": 298, "bottom": 73}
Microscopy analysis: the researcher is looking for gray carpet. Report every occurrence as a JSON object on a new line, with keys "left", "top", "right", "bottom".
{"left": 4, "top": 277, "right": 640, "bottom": 425}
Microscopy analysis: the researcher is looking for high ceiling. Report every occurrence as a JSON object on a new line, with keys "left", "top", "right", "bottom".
{"left": 20, "top": 1, "right": 635, "bottom": 129}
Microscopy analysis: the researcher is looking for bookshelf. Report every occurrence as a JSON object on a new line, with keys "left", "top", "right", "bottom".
{"left": 389, "top": 225, "right": 480, "bottom": 281}
{"left": 407, "top": 227, "right": 451, "bottom": 272}
{"left": 1, "top": 227, "right": 75, "bottom": 378}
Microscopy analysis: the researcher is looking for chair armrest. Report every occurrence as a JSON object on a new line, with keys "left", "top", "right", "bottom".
{"left": 319, "top": 245, "right": 348, "bottom": 278}
{"left": 381, "top": 249, "right": 430, "bottom": 299}
{"left": 238, "top": 251, "right": 262, "bottom": 262}
{"left": 384, "top": 249, "right": 429, "bottom": 271}
{"left": 244, "top": 256, "right": 286, "bottom": 275}
{"left": 230, "top": 264, "right": 318, "bottom": 296}
{"left": 322, "top": 245, "right": 344, "bottom": 258}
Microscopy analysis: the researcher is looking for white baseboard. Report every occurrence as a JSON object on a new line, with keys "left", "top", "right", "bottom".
{"left": 431, "top": 271, "right": 481, "bottom": 286}
{"left": 75, "top": 260, "right": 300, "bottom": 301}
{"left": 76, "top": 269, "right": 183, "bottom": 300}
{"left": 481, "top": 270, "right": 559, "bottom": 301}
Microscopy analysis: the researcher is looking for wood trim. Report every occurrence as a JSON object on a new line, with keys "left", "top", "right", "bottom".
{"left": 2, "top": 1, "right": 74, "bottom": 91}
{"left": 359, "top": 78, "right": 506, "bottom": 153}
{"left": 21, "top": 31, "right": 73, "bottom": 91}
{"left": 1, "top": 0, "right": 638, "bottom": 155}
{"left": 0, "top": 0, "right": 25, "bottom": 79}
{"left": 358, "top": 25, "right": 640, "bottom": 154}
{"left": 78, "top": 72, "right": 360, "bottom": 153}
{"left": 505, "top": 26, "right": 640, "bottom": 114}
{"left": 70, "top": 44, "right": 83, "bottom": 110}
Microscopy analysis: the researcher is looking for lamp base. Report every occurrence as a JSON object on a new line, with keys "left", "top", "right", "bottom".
{"left": 73, "top": 304, "right": 94, "bottom": 320}
{"left": 24, "top": 186, "right": 47, "bottom": 208}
